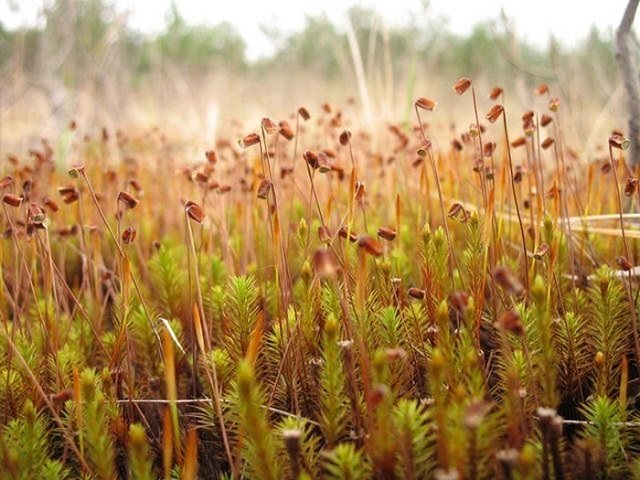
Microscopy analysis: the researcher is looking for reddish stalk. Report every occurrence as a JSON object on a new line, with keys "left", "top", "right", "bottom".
{"left": 499, "top": 109, "right": 531, "bottom": 298}
{"left": 608, "top": 143, "right": 640, "bottom": 376}
{"left": 414, "top": 104, "right": 458, "bottom": 285}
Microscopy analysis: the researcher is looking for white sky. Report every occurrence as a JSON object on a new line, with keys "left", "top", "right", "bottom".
{"left": 0, "top": 0, "right": 633, "bottom": 61}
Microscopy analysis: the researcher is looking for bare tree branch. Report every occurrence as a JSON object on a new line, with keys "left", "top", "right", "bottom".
{"left": 616, "top": 0, "right": 640, "bottom": 164}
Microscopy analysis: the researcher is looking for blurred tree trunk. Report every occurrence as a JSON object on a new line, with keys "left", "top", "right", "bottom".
{"left": 617, "top": 0, "right": 640, "bottom": 164}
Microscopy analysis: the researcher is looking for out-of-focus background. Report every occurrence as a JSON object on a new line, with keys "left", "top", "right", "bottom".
{"left": 0, "top": 0, "right": 632, "bottom": 148}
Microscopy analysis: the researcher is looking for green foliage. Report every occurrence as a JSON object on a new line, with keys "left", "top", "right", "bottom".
{"left": 0, "top": 31, "right": 638, "bottom": 478}
{"left": 554, "top": 304, "right": 592, "bottom": 399}
{"left": 267, "top": 14, "right": 346, "bottom": 75}
{"left": 0, "top": 0, "right": 620, "bottom": 123}
{"left": 393, "top": 399, "right": 434, "bottom": 478}
{"left": 323, "top": 443, "right": 370, "bottom": 479}
{"left": 149, "top": 243, "right": 187, "bottom": 321}
{"left": 276, "top": 416, "right": 321, "bottom": 479}
{"left": 530, "top": 275, "right": 559, "bottom": 408}
{"left": 0, "top": 400, "right": 69, "bottom": 479}
{"left": 224, "top": 275, "right": 259, "bottom": 362}
{"left": 234, "top": 360, "right": 282, "bottom": 480}
{"left": 318, "top": 314, "right": 348, "bottom": 447}
{"left": 588, "top": 267, "right": 630, "bottom": 397}
{"left": 420, "top": 225, "right": 449, "bottom": 318}
{"left": 578, "top": 396, "right": 626, "bottom": 479}
{"left": 129, "top": 304, "right": 162, "bottom": 392}
{"left": 128, "top": 423, "right": 155, "bottom": 480}
{"left": 158, "top": 4, "right": 246, "bottom": 70}
{"left": 261, "top": 308, "right": 297, "bottom": 410}
{"left": 80, "top": 369, "right": 117, "bottom": 480}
